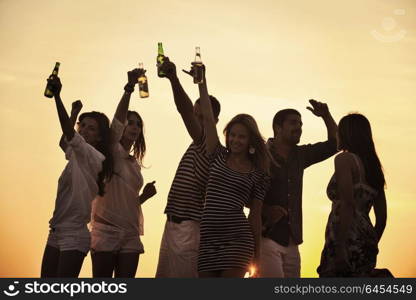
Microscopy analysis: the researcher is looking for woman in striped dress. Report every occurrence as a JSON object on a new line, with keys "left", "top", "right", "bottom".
{"left": 196, "top": 66, "right": 270, "bottom": 278}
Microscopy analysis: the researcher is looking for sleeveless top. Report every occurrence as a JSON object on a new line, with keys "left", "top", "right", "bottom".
{"left": 317, "top": 153, "right": 380, "bottom": 277}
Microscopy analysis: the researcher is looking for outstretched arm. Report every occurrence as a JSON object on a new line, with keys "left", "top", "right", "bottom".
{"left": 48, "top": 76, "right": 75, "bottom": 142}
{"left": 307, "top": 99, "right": 337, "bottom": 141}
{"left": 198, "top": 67, "right": 219, "bottom": 154}
{"left": 159, "top": 58, "right": 203, "bottom": 143}
{"left": 59, "top": 100, "right": 83, "bottom": 152}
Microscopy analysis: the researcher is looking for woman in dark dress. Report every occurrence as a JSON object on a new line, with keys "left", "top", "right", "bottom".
{"left": 317, "top": 113, "right": 387, "bottom": 277}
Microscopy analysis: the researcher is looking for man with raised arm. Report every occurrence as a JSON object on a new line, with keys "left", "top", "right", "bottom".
{"left": 260, "top": 101, "right": 337, "bottom": 277}
{"left": 155, "top": 58, "right": 221, "bottom": 277}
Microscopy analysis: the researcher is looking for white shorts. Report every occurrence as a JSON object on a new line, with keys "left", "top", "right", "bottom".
{"left": 155, "top": 219, "right": 200, "bottom": 278}
{"left": 90, "top": 222, "right": 144, "bottom": 254}
{"left": 46, "top": 226, "right": 90, "bottom": 254}
{"left": 259, "top": 237, "right": 301, "bottom": 278}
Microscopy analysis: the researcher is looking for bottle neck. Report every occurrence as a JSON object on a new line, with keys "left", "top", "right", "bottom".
{"left": 158, "top": 45, "right": 164, "bottom": 55}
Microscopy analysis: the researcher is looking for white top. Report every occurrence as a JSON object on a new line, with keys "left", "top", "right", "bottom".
{"left": 92, "top": 118, "right": 144, "bottom": 235}
{"left": 49, "top": 132, "right": 105, "bottom": 229}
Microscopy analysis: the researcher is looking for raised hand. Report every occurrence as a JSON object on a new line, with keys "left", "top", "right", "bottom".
{"left": 158, "top": 57, "right": 177, "bottom": 80}
{"left": 306, "top": 99, "right": 329, "bottom": 118}
{"left": 127, "top": 68, "right": 145, "bottom": 85}
{"left": 71, "top": 100, "right": 83, "bottom": 115}
{"left": 47, "top": 76, "right": 62, "bottom": 97}
{"left": 182, "top": 63, "right": 205, "bottom": 80}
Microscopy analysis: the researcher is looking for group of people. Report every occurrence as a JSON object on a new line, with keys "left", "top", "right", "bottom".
{"left": 41, "top": 56, "right": 387, "bottom": 278}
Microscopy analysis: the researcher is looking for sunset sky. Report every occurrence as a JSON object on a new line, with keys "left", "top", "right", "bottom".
{"left": 0, "top": 0, "right": 415, "bottom": 277}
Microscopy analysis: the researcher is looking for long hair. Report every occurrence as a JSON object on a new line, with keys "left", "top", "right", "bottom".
{"left": 126, "top": 110, "right": 146, "bottom": 167}
{"left": 338, "top": 113, "right": 385, "bottom": 190}
{"left": 79, "top": 111, "right": 113, "bottom": 196}
{"left": 223, "top": 114, "right": 270, "bottom": 174}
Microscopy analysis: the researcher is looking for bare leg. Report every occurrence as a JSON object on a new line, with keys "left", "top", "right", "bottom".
{"left": 91, "top": 252, "right": 116, "bottom": 278}
{"left": 221, "top": 268, "right": 247, "bottom": 278}
{"left": 41, "top": 245, "right": 60, "bottom": 277}
{"left": 114, "top": 253, "right": 140, "bottom": 278}
{"left": 57, "top": 250, "right": 86, "bottom": 277}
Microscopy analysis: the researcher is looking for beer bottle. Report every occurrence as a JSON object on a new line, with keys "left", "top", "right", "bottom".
{"left": 44, "top": 62, "right": 60, "bottom": 98}
{"left": 157, "top": 42, "right": 165, "bottom": 77}
{"left": 192, "top": 47, "right": 203, "bottom": 84}
{"left": 138, "top": 63, "right": 149, "bottom": 98}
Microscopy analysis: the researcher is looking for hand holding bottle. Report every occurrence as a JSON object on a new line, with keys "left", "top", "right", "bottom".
{"left": 44, "top": 62, "right": 60, "bottom": 98}
{"left": 182, "top": 63, "right": 205, "bottom": 81}
{"left": 158, "top": 57, "right": 177, "bottom": 81}
{"left": 137, "top": 63, "right": 149, "bottom": 98}
{"left": 46, "top": 76, "right": 62, "bottom": 97}
{"left": 157, "top": 42, "right": 166, "bottom": 77}
{"left": 127, "top": 68, "right": 143, "bottom": 85}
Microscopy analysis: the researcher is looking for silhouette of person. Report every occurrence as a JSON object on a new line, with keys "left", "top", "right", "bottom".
{"left": 317, "top": 113, "right": 387, "bottom": 277}
{"left": 197, "top": 65, "right": 269, "bottom": 278}
{"left": 90, "top": 68, "right": 157, "bottom": 278}
{"left": 259, "top": 101, "right": 337, "bottom": 277}
{"left": 41, "top": 76, "right": 113, "bottom": 278}
{"left": 155, "top": 58, "right": 221, "bottom": 278}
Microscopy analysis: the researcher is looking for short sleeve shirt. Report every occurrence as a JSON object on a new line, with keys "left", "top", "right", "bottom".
{"left": 49, "top": 132, "right": 105, "bottom": 229}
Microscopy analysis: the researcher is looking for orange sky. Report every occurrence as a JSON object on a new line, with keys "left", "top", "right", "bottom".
{"left": 0, "top": 0, "right": 415, "bottom": 277}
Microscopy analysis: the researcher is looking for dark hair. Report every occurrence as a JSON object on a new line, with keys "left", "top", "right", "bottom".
{"left": 272, "top": 109, "right": 301, "bottom": 136}
{"left": 223, "top": 114, "right": 270, "bottom": 174}
{"left": 338, "top": 113, "right": 385, "bottom": 190}
{"left": 196, "top": 95, "right": 221, "bottom": 119}
{"left": 126, "top": 110, "right": 146, "bottom": 167}
{"left": 79, "top": 111, "right": 113, "bottom": 196}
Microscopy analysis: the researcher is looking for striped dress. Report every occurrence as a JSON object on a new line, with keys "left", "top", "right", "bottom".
{"left": 198, "top": 145, "right": 267, "bottom": 272}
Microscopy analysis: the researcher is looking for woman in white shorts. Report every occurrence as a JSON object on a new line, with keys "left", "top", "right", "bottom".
{"left": 91, "top": 68, "right": 157, "bottom": 278}
{"left": 41, "top": 76, "right": 113, "bottom": 277}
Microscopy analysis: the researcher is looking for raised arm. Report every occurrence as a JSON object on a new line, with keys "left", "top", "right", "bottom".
{"left": 198, "top": 68, "right": 219, "bottom": 154}
{"left": 48, "top": 76, "right": 75, "bottom": 142}
{"left": 114, "top": 69, "right": 143, "bottom": 124}
{"left": 59, "top": 100, "right": 83, "bottom": 152}
{"left": 307, "top": 99, "right": 337, "bottom": 141}
{"left": 373, "top": 189, "right": 387, "bottom": 242}
{"left": 159, "top": 58, "right": 203, "bottom": 143}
